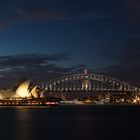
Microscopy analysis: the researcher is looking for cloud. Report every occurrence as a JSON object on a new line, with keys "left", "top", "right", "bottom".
{"left": 0, "top": 0, "right": 70, "bottom": 28}
{"left": 98, "top": 50, "right": 120, "bottom": 59}
{"left": 99, "top": 39, "right": 140, "bottom": 87}
{"left": 0, "top": 0, "right": 113, "bottom": 29}
{"left": 0, "top": 53, "right": 70, "bottom": 67}
{"left": 125, "top": 0, "right": 140, "bottom": 13}
{"left": 81, "top": 12, "right": 112, "bottom": 20}
{"left": 0, "top": 53, "right": 87, "bottom": 88}
{"left": 122, "top": 0, "right": 140, "bottom": 26}
{"left": 1, "top": 0, "right": 140, "bottom": 30}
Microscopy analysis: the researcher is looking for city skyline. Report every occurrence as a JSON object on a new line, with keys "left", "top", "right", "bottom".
{"left": 0, "top": 0, "right": 139, "bottom": 88}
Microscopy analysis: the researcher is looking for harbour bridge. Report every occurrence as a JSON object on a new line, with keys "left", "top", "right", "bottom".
{"left": 44, "top": 70, "right": 139, "bottom": 94}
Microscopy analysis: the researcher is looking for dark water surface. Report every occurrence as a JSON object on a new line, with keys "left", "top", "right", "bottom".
{"left": 0, "top": 105, "right": 140, "bottom": 140}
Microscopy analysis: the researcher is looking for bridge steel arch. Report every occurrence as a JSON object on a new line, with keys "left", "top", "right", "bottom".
{"left": 45, "top": 73, "right": 139, "bottom": 93}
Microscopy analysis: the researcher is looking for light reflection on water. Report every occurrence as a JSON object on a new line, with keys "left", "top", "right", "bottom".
{"left": 15, "top": 107, "right": 30, "bottom": 140}
{"left": 0, "top": 105, "right": 139, "bottom": 140}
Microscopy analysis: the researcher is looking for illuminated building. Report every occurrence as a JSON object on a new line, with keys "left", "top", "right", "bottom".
{"left": 16, "top": 80, "right": 30, "bottom": 98}
{"left": 82, "top": 69, "right": 91, "bottom": 91}
{"left": 0, "top": 80, "right": 58, "bottom": 106}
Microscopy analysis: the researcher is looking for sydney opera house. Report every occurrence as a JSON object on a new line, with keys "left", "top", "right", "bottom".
{"left": 0, "top": 80, "right": 58, "bottom": 106}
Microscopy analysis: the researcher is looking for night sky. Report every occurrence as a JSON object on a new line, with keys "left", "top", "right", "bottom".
{"left": 0, "top": 0, "right": 139, "bottom": 88}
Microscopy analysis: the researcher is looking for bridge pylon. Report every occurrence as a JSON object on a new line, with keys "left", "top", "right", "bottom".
{"left": 82, "top": 69, "right": 91, "bottom": 91}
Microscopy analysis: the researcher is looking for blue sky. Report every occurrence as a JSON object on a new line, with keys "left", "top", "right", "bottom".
{"left": 0, "top": 0, "right": 139, "bottom": 88}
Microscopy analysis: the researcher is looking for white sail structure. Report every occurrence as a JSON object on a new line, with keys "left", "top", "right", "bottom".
{"left": 0, "top": 89, "right": 16, "bottom": 99}
{"left": 31, "top": 86, "right": 38, "bottom": 98}
{"left": 16, "top": 80, "right": 30, "bottom": 98}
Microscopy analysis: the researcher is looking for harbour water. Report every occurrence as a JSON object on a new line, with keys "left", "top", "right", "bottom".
{"left": 0, "top": 105, "right": 140, "bottom": 140}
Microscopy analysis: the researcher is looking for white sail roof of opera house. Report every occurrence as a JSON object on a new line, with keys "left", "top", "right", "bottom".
{"left": 31, "top": 85, "right": 38, "bottom": 98}
{"left": 16, "top": 80, "right": 31, "bottom": 98}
